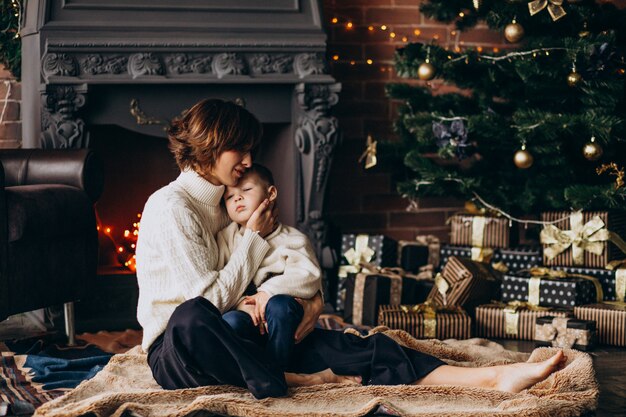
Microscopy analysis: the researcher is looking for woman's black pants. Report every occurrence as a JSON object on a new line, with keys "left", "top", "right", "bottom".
{"left": 147, "top": 296, "right": 445, "bottom": 399}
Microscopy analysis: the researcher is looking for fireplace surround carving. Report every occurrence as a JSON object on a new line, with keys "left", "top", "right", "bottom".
{"left": 22, "top": 1, "right": 341, "bottom": 279}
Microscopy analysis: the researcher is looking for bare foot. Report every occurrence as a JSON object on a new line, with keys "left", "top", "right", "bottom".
{"left": 495, "top": 350, "right": 566, "bottom": 393}
{"left": 285, "top": 369, "right": 362, "bottom": 387}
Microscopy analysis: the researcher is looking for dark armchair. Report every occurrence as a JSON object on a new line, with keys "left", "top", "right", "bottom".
{"left": 0, "top": 149, "right": 104, "bottom": 344}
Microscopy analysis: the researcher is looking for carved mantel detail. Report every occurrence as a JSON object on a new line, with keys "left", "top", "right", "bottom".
{"left": 294, "top": 82, "right": 342, "bottom": 266}
{"left": 41, "top": 84, "right": 89, "bottom": 149}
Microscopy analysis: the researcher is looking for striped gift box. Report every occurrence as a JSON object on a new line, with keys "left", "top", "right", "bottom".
{"left": 427, "top": 256, "right": 502, "bottom": 313}
{"left": 574, "top": 303, "right": 626, "bottom": 346}
{"left": 450, "top": 214, "right": 515, "bottom": 249}
{"left": 378, "top": 304, "right": 471, "bottom": 339}
{"left": 476, "top": 304, "right": 572, "bottom": 340}
{"left": 541, "top": 211, "right": 626, "bottom": 268}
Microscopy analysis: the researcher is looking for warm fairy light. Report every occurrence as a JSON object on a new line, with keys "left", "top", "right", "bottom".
{"left": 97, "top": 226, "right": 100, "bottom": 231}
{"left": 366, "top": 59, "right": 373, "bottom": 65}
{"left": 477, "top": 46, "right": 483, "bottom": 52}
{"left": 414, "top": 29, "right": 421, "bottom": 36}
{"left": 390, "top": 32, "right": 396, "bottom": 38}
{"left": 546, "top": 51, "right": 550, "bottom": 56}
{"left": 350, "top": 60, "right": 356, "bottom": 65}
{"left": 454, "top": 46, "right": 461, "bottom": 52}
{"left": 368, "top": 25, "right": 374, "bottom": 31}
{"left": 105, "top": 227, "right": 111, "bottom": 234}
{"left": 402, "top": 36, "right": 408, "bottom": 42}
{"left": 131, "top": 244, "right": 136, "bottom": 249}
{"left": 133, "top": 230, "right": 138, "bottom": 236}
{"left": 459, "top": 12, "right": 465, "bottom": 17}
{"left": 447, "top": 55, "right": 452, "bottom": 59}
{"left": 333, "top": 54, "right": 339, "bottom": 61}
{"left": 433, "top": 34, "right": 440, "bottom": 40}
{"left": 380, "top": 25, "right": 387, "bottom": 30}
{"left": 493, "top": 47, "right": 500, "bottom": 53}
{"left": 331, "top": 17, "right": 338, "bottom": 24}
{"left": 124, "top": 230, "right": 130, "bottom": 237}
{"left": 451, "top": 30, "right": 457, "bottom": 36}
{"left": 346, "top": 22, "right": 353, "bottom": 29}
{"left": 118, "top": 247, "right": 124, "bottom": 253}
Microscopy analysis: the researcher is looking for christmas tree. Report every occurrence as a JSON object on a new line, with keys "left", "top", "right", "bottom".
{"left": 388, "top": 0, "right": 626, "bottom": 216}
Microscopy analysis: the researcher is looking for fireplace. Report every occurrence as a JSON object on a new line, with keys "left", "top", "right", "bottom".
{"left": 21, "top": 0, "right": 341, "bottom": 329}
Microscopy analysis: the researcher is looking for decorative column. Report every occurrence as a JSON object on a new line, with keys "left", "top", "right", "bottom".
{"left": 40, "top": 84, "right": 89, "bottom": 149}
{"left": 294, "top": 82, "right": 341, "bottom": 271}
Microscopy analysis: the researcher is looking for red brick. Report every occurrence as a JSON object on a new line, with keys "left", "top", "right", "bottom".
{"left": 364, "top": 43, "right": 400, "bottom": 61}
{"left": 328, "top": 44, "right": 364, "bottom": 62}
{"left": 335, "top": 117, "right": 364, "bottom": 139}
{"left": 328, "top": 213, "right": 388, "bottom": 231}
{"left": 334, "top": 137, "right": 367, "bottom": 156}
{"left": 331, "top": 62, "right": 392, "bottom": 81}
{"left": 363, "top": 118, "right": 394, "bottom": 138}
{"left": 364, "top": 81, "right": 389, "bottom": 98}
{"left": 362, "top": 193, "right": 411, "bottom": 211}
{"left": 329, "top": 172, "right": 392, "bottom": 194}
{"left": 412, "top": 196, "right": 465, "bottom": 209}
{"left": 0, "top": 101, "right": 20, "bottom": 121}
{"left": 0, "top": 66, "right": 15, "bottom": 79}
{"left": 384, "top": 229, "right": 419, "bottom": 241}
{"left": 460, "top": 28, "right": 504, "bottom": 44}
{"left": 0, "top": 81, "right": 20, "bottom": 100}
{"left": 338, "top": 81, "right": 363, "bottom": 100}
{"left": 0, "top": 139, "right": 21, "bottom": 149}
{"left": 389, "top": 211, "right": 447, "bottom": 228}
{"left": 326, "top": 191, "right": 362, "bottom": 212}
{"left": 366, "top": 7, "right": 421, "bottom": 25}
{"left": 329, "top": 7, "right": 365, "bottom": 25}
{"left": 0, "top": 122, "right": 21, "bottom": 140}
{"left": 334, "top": 99, "right": 388, "bottom": 117}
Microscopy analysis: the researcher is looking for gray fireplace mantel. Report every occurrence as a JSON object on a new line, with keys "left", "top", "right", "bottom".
{"left": 21, "top": 0, "right": 342, "bottom": 279}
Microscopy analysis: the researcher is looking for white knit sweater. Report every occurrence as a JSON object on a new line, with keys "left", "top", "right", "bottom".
{"left": 216, "top": 222, "right": 322, "bottom": 300}
{"left": 135, "top": 170, "right": 270, "bottom": 351}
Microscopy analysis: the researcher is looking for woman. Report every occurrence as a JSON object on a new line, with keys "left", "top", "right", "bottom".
{"left": 136, "top": 98, "right": 565, "bottom": 400}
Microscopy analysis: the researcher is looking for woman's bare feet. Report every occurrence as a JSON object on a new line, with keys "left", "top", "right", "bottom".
{"left": 495, "top": 350, "right": 566, "bottom": 393}
{"left": 285, "top": 369, "right": 362, "bottom": 387}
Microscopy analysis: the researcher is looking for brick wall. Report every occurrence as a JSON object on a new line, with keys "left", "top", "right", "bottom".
{"left": 323, "top": 0, "right": 510, "bottom": 242}
{"left": 0, "top": 65, "right": 20, "bottom": 149}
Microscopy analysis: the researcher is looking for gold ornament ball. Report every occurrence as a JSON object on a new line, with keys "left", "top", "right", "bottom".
{"left": 418, "top": 62, "right": 436, "bottom": 81}
{"left": 567, "top": 71, "right": 583, "bottom": 87}
{"left": 504, "top": 22, "right": 525, "bottom": 43}
{"left": 514, "top": 149, "right": 534, "bottom": 169}
{"left": 582, "top": 141, "right": 603, "bottom": 161}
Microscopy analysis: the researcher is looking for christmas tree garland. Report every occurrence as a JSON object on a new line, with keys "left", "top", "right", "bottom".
{"left": 0, "top": 0, "right": 23, "bottom": 79}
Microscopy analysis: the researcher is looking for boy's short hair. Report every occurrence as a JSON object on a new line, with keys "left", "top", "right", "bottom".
{"left": 167, "top": 98, "right": 262, "bottom": 171}
{"left": 246, "top": 163, "right": 275, "bottom": 187}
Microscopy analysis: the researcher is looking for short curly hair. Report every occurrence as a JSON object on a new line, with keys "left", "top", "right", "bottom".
{"left": 167, "top": 99, "right": 262, "bottom": 171}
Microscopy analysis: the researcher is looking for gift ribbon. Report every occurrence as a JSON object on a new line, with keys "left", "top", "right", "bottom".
{"left": 400, "top": 302, "right": 439, "bottom": 338}
{"left": 524, "top": 267, "right": 604, "bottom": 305}
{"left": 434, "top": 272, "right": 449, "bottom": 306}
{"left": 540, "top": 211, "right": 626, "bottom": 266}
{"left": 606, "top": 260, "right": 626, "bottom": 303}
{"left": 528, "top": 0, "right": 566, "bottom": 21}
{"left": 415, "top": 234, "right": 441, "bottom": 267}
{"left": 471, "top": 247, "right": 494, "bottom": 262}
{"left": 487, "top": 300, "right": 550, "bottom": 336}
{"left": 352, "top": 268, "right": 403, "bottom": 326}
{"left": 471, "top": 216, "right": 487, "bottom": 248}
{"left": 535, "top": 317, "right": 592, "bottom": 348}
{"left": 339, "top": 234, "right": 375, "bottom": 278}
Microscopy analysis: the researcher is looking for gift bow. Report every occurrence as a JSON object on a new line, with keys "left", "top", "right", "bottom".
{"left": 540, "top": 211, "right": 626, "bottom": 266}
{"left": 487, "top": 300, "right": 550, "bottom": 335}
{"left": 528, "top": 0, "right": 566, "bottom": 21}
{"left": 607, "top": 260, "right": 626, "bottom": 302}
{"left": 524, "top": 266, "right": 604, "bottom": 304}
{"left": 400, "top": 301, "right": 440, "bottom": 338}
{"left": 338, "top": 235, "right": 375, "bottom": 278}
{"left": 535, "top": 317, "right": 591, "bottom": 349}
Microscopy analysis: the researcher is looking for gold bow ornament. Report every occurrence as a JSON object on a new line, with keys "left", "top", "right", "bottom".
{"left": 486, "top": 300, "right": 550, "bottom": 336}
{"left": 535, "top": 316, "right": 593, "bottom": 349}
{"left": 358, "top": 134, "right": 377, "bottom": 169}
{"left": 540, "top": 211, "right": 626, "bottom": 266}
{"left": 528, "top": 0, "right": 566, "bottom": 21}
{"left": 524, "top": 267, "right": 604, "bottom": 306}
{"left": 352, "top": 267, "right": 404, "bottom": 326}
{"left": 339, "top": 234, "right": 376, "bottom": 278}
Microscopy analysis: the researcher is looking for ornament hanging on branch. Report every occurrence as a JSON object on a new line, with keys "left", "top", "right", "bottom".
{"left": 418, "top": 47, "right": 436, "bottom": 81}
{"left": 582, "top": 136, "right": 603, "bottom": 161}
{"left": 358, "top": 134, "right": 378, "bottom": 169}
{"left": 567, "top": 62, "right": 583, "bottom": 87}
{"left": 432, "top": 118, "right": 472, "bottom": 160}
{"left": 528, "top": 0, "right": 567, "bottom": 21}
{"left": 472, "top": 0, "right": 482, "bottom": 11}
{"left": 514, "top": 143, "right": 533, "bottom": 169}
{"left": 578, "top": 21, "right": 590, "bottom": 38}
{"left": 504, "top": 17, "right": 525, "bottom": 43}
{"left": 584, "top": 42, "right": 618, "bottom": 80}
{"left": 597, "top": 162, "right": 625, "bottom": 190}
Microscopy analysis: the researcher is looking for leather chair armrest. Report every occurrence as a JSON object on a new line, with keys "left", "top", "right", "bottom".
{"left": 0, "top": 149, "right": 104, "bottom": 203}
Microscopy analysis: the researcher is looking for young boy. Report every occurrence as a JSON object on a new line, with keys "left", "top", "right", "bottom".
{"left": 216, "top": 163, "right": 322, "bottom": 371}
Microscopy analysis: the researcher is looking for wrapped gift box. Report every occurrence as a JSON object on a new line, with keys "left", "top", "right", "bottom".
{"left": 439, "top": 244, "right": 542, "bottom": 272}
{"left": 427, "top": 256, "right": 502, "bottom": 313}
{"left": 553, "top": 265, "right": 626, "bottom": 302}
{"left": 343, "top": 269, "right": 433, "bottom": 326}
{"left": 335, "top": 234, "right": 398, "bottom": 311}
{"left": 501, "top": 269, "right": 602, "bottom": 308}
{"left": 541, "top": 210, "right": 626, "bottom": 268}
{"left": 397, "top": 235, "right": 440, "bottom": 273}
{"left": 475, "top": 303, "right": 572, "bottom": 340}
{"left": 574, "top": 303, "right": 626, "bottom": 347}
{"left": 378, "top": 304, "right": 471, "bottom": 340}
{"left": 535, "top": 316, "right": 596, "bottom": 351}
{"left": 450, "top": 213, "right": 516, "bottom": 249}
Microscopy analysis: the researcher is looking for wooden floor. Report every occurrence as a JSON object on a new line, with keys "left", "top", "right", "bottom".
{"left": 497, "top": 340, "right": 626, "bottom": 417}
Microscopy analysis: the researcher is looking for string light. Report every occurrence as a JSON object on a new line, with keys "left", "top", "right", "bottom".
{"left": 96, "top": 212, "right": 141, "bottom": 272}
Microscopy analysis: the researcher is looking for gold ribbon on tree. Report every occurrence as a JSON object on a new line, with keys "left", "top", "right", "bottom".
{"left": 338, "top": 234, "right": 375, "bottom": 278}
{"left": 606, "top": 260, "right": 626, "bottom": 303}
{"left": 487, "top": 300, "right": 550, "bottom": 335}
{"left": 540, "top": 211, "right": 626, "bottom": 266}
{"left": 535, "top": 317, "right": 592, "bottom": 349}
{"left": 524, "top": 267, "right": 604, "bottom": 306}
{"left": 528, "top": 0, "right": 566, "bottom": 21}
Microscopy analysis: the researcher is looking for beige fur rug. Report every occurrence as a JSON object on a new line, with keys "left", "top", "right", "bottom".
{"left": 34, "top": 328, "right": 598, "bottom": 417}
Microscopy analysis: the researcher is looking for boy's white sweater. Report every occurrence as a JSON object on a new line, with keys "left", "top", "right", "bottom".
{"left": 216, "top": 222, "right": 322, "bottom": 300}
{"left": 135, "top": 170, "right": 270, "bottom": 352}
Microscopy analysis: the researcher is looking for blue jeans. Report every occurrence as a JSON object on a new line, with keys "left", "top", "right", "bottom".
{"left": 222, "top": 294, "right": 304, "bottom": 371}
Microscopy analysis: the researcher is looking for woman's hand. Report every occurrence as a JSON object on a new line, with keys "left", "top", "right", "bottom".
{"left": 294, "top": 292, "right": 323, "bottom": 343}
{"left": 245, "top": 199, "right": 278, "bottom": 238}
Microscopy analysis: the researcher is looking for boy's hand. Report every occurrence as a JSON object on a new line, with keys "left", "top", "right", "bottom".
{"left": 244, "top": 292, "right": 271, "bottom": 335}
{"left": 294, "top": 292, "right": 323, "bottom": 343}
